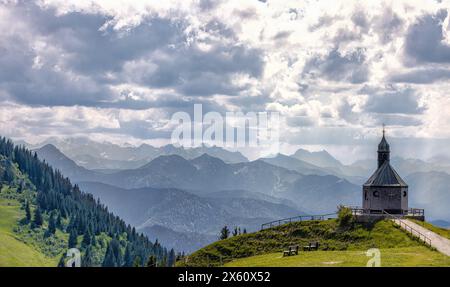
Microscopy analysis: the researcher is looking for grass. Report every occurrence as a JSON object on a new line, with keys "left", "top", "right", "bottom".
{"left": 410, "top": 219, "right": 450, "bottom": 240}
{"left": 179, "top": 219, "right": 425, "bottom": 267}
{"left": 0, "top": 198, "right": 58, "bottom": 267}
{"left": 224, "top": 246, "right": 450, "bottom": 267}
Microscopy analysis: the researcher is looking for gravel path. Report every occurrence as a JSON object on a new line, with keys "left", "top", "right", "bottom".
{"left": 393, "top": 219, "right": 450, "bottom": 256}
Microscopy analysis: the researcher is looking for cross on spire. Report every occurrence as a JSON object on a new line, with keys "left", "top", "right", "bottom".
{"left": 382, "top": 123, "right": 385, "bottom": 136}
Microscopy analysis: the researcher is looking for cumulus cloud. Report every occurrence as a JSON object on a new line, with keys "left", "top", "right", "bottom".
{"left": 362, "top": 87, "right": 425, "bottom": 115}
{"left": 405, "top": 9, "right": 450, "bottom": 64}
{"left": 0, "top": 0, "right": 449, "bottom": 161}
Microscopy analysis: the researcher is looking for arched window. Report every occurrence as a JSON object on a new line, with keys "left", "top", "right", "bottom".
{"left": 373, "top": 190, "right": 379, "bottom": 198}
{"left": 403, "top": 191, "right": 407, "bottom": 197}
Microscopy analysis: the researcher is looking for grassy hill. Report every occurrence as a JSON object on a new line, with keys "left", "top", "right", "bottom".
{"left": 0, "top": 198, "right": 57, "bottom": 267}
{"left": 178, "top": 218, "right": 450, "bottom": 267}
{"left": 0, "top": 138, "right": 172, "bottom": 267}
{"left": 224, "top": 247, "right": 450, "bottom": 267}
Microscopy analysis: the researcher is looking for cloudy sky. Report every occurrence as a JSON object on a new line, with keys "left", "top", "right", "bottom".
{"left": 1, "top": 0, "right": 450, "bottom": 162}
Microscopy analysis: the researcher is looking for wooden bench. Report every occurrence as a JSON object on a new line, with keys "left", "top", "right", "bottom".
{"left": 283, "top": 245, "right": 299, "bottom": 256}
{"left": 303, "top": 241, "right": 319, "bottom": 251}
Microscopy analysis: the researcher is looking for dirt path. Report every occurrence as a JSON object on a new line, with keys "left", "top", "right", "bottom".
{"left": 394, "top": 219, "right": 450, "bottom": 256}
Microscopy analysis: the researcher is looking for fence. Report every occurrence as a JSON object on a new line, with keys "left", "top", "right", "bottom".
{"left": 260, "top": 213, "right": 337, "bottom": 230}
{"left": 381, "top": 210, "right": 432, "bottom": 247}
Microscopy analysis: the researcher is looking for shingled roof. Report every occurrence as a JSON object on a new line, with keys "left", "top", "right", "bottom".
{"left": 363, "top": 161, "right": 408, "bottom": 187}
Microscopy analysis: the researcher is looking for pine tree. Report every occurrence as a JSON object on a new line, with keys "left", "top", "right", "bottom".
{"left": 103, "top": 242, "right": 116, "bottom": 267}
{"left": 159, "top": 255, "right": 167, "bottom": 267}
{"left": 56, "top": 213, "right": 62, "bottom": 229}
{"left": 68, "top": 229, "right": 78, "bottom": 248}
{"left": 32, "top": 207, "right": 43, "bottom": 227}
{"left": 219, "top": 225, "right": 230, "bottom": 240}
{"left": 102, "top": 239, "right": 122, "bottom": 267}
{"left": 146, "top": 255, "right": 156, "bottom": 267}
{"left": 25, "top": 200, "right": 31, "bottom": 222}
{"left": 243, "top": 228, "right": 247, "bottom": 234}
{"left": 81, "top": 247, "right": 93, "bottom": 267}
{"left": 232, "top": 226, "right": 239, "bottom": 237}
{"left": 82, "top": 230, "right": 91, "bottom": 246}
{"left": 123, "top": 244, "right": 133, "bottom": 267}
{"left": 168, "top": 249, "right": 176, "bottom": 267}
{"left": 48, "top": 213, "right": 56, "bottom": 235}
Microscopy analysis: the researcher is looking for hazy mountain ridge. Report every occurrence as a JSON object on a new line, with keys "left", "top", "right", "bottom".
{"left": 34, "top": 144, "right": 370, "bottom": 212}
{"left": 27, "top": 137, "right": 248, "bottom": 170}
{"left": 78, "top": 181, "right": 303, "bottom": 252}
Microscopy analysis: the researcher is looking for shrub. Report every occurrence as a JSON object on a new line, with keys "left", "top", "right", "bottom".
{"left": 337, "top": 206, "right": 354, "bottom": 228}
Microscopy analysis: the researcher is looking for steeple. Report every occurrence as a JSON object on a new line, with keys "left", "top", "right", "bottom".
{"left": 377, "top": 124, "right": 390, "bottom": 168}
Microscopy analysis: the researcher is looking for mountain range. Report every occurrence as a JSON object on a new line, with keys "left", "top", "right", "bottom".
{"left": 26, "top": 137, "right": 248, "bottom": 170}
{"left": 35, "top": 145, "right": 360, "bottom": 212}
{"left": 30, "top": 138, "right": 450, "bottom": 252}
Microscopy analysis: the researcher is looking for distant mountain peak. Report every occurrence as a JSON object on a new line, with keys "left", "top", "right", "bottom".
{"left": 292, "top": 148, "right": 342, "bottom": 168}
{"left": 38, "top": 143, "right": 60, "bottom": 153}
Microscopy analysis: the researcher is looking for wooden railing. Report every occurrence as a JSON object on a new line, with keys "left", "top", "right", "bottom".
{"left": 346, "top": 206, "right": 424, "bottom": 217}
{"left": 381, "top": 210, "right": 432, "bottom": 247}
{"left": 260, "top": 213, "right": 337, "bottom": 230}
{"left": 407, "top": 208, "right": 425, "bottom": 217}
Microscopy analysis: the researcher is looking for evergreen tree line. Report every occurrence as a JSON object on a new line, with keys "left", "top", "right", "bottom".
{"left": 0, "top": 137, "right": 176, "bottom": 267}
{"left": 219, "top": 225, "right": 247, "bottom": 240}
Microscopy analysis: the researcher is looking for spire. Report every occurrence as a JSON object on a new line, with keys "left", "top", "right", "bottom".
{"left": 378, "top": 125, "right": 389, "bottom": 152}
{"left": 377, "top": 124, "right": 390, "bottom": 168}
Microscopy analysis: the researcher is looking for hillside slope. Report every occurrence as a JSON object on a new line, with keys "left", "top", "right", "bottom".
{"left": 0, "top": 198, "right": 57, "bottom": 267}
{"left": 179, "top": 219, "right": 445, "bottom": 267}
{"left": 0, "top": 137, "right": 171, "bottom": 267}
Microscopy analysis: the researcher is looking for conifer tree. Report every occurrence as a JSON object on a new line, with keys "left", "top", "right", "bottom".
{"left": 219, "top": 225, "right": 230, "bottom": 240}
{"left": 102, "top": 239, "right": 122, "bottom": 267}
{"left": 82, "top": 230, "right": 91, "bottom": 246}
{"left": 48, "top": 213, "right": 56, "bottom": 235}
{"left": 32, "top": 207, "right": 43, "bottom": 227}
{"left": 147, "top": 255, "right": 156, "bottom": 267}
{"left": 68, "top": 229, "right": 78, "bottom": 248}
{"left": 168, "top": 249, "right": 176, "bottom": 267}
{"left": 123, "top": 244, "right": 133, "bottom": 267}
{"left": 232, "top": 226, "right": 239, "bottom": 237}
{"left": 25, "top": 200, "right": 31, "bottom": 222}
{"left": 81, "top": 247, "right": 93, "bottom": 267}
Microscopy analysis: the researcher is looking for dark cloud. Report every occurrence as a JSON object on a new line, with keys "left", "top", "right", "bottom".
{"left": 23, "top": 3, "right": 181, "bottom": 75}
{"left": 389, "top": 68, "right": 450, "bottom": 83}
{"left": 303, "top": 48, "right": 369, "bottom": 83}
{"left": 405, "top": 9, "right": 450, "bottom": 63}
{"left": 0, "top": 1, "right": 264, "bottom": 108}
{"left": 136, "top": 44, "right": 264, "bottom": 96}
{"left": 362, "top": 87, "right": 425, "bottom": 115}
